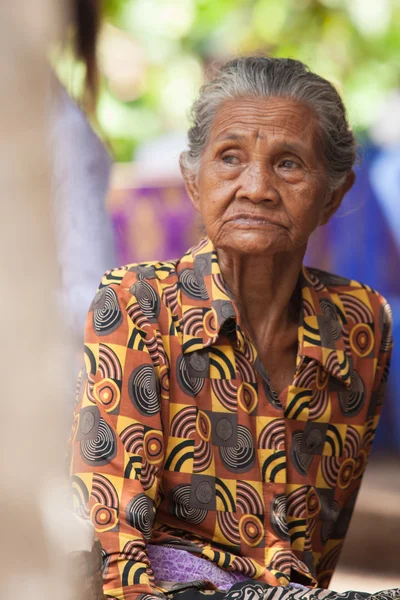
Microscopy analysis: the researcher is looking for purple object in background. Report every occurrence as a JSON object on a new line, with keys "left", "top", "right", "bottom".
{"left": 110, "top": 184, "right": 198, "bottom": 266}
{"left": 147, "top": 545, "right": 248, "bottom": 590}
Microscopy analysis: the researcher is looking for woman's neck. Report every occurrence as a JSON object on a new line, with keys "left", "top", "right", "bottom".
{"left": 217, "top": 246, "right": 306, "bottom": 339}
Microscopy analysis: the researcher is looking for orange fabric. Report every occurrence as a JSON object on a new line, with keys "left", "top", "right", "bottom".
{"left": 70, "top": 239, "right": 392, "bottom": 600}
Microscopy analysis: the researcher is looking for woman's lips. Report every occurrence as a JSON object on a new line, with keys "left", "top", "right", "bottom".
{"left": 227, "top": 214, "right": 282, "bottom": 227}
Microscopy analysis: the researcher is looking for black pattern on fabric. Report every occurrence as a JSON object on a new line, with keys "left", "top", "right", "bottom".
{"left": 167, "top": 581, "right": 400, "bottom": 600}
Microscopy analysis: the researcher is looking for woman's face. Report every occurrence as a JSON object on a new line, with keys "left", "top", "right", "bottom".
{"left": 183, "top": 96, "right": 352, "bottom": 256}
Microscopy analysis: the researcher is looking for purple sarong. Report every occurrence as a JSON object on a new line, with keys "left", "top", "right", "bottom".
{"left": 147, "top": 545, "right": 248, "bottom": 590}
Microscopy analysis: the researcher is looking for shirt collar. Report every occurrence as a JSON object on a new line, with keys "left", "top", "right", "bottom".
{"left": 180, "top": 239, "right": 352, "bottom": 389}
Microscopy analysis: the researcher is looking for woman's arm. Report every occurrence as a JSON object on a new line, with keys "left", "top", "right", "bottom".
{"left": 70, "top": 268, "right": 165, "bottom": 600}
{"left": 315, "top": 295, "right": 393, "bottom": 587}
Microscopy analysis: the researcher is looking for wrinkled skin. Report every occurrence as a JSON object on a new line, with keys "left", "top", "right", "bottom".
{"left": 182, "top": 97, "right": 353, "bottom": 257}
{"left": 181, "top": 96, "right": 355, "bottom": 395}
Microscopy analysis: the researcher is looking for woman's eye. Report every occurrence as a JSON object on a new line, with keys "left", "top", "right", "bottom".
{"left": 280, "top": 159, "right": 300, "bottom": 169}
{"left": 222, "top": 154, "right": 239, "bottom": 165}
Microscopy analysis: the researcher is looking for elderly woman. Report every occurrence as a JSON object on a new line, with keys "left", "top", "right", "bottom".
{"left": 70, "top": 57, "right": 396, "bottom": 600}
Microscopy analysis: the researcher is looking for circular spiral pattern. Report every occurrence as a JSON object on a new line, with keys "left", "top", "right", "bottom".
{"left": 93, "top": 287, "right": 122, "bottom": 335}
{"left": 179, "top": 268, "right": 208, "bottom": 300}
{"left": 353, "top": 448, "right": 368, "bottom": 479}
{"left": 306, "top": 487, "right": 321, "bottom": 519}
{"left": 338, "top": 457, "right": 356, "bottom": 489}
{"left": 344, "top": 426, "right": 361, "bottom": 458}
{"left": 309, "top": 390, "right": 329, "bottom": 421}
{"left": 339, "top": 370, "right": 365, "bottom": 416}
{"left": 211, "top": 379, "right": 238, "bottom": 412}
{"left": 217, "top": 511, "right": 240, "bottom": 545}
{"left": 340, "top": 293, "right": 373, "bottom": 323}
{"left": 330, "top": 320, "right": 343, "bottom": 340}
{"left": 239, "top": 514, "right": 264, "bottom": 547}
{"left": 235, "top": 352, "right": 257, "bottom": 383}
{"left": 144, "top": 430, "right": 164, "bottom": 465}
{"left": 120, "top": 423, "right": 144, "bottom": 455}
{"left": 193, "top": 439, "right": 212, "bottom": 473}
{"left": 286, "top": 486, "right": 307, "bottom": 519}
{"left": 159, "top": 364, "right": 170, "bottom": 401}
{"left": 170, "top": 485, "right": 207, "bottom": 525}
{"left": 258, "top": 419, "right": 285, "bottom": 450}
{"left": 271, "top": 494, "right": 289, "bottom": 540}
{"left": 236, "top": 481, "right": 264, "bottom": 515}
{"left": 320, "top": 299, "right": 338, "bottom": 321}
{"left": 141, "top": 462, "right": 157, "bottom": 491}
{"left": 130, "top": 279, "right": 160, "bottom": 321}
{"left": 183, "top": 307, "right": 205, "bottom": 337}
{"left": 92, "top": 473, "right": 119, "bottom": 508}
{"left": 128, "top": 365, "right": 160, "bottom": 416}
{"left": 270, "top": 549, "right": 292, "bottom": 575}
{"left": 350, "top": 323, "right": 374, "bottom": 357}
{"left": 91, "top": 503, "right": 118, "bottom": 533}
{"left": 80, "top": 418, "right": 117, "bottom": 466}
{"left": 320, "top": 300, "right": 342, "bottom": 341}
{"left": 176, "top": 354, "right": 204, "bottom": 397}
{"left": 203, "top": 308, "right": 218, "bottom": 338}
{"left": 219, "top": 425, "right": 255, "bottom": 473}
{"left": 230, "top": 557, "right": 257, "bottom": 578}
{"left": 320, "top": 456, "right": 341, "bottom": 488}
{"left": 93, "top": 378, "right": 120, "bottom": 413}
{"left": 170, "top": 406, "right": 197, "bottom": 438}
{"left": 126, "top": 494, "right": 154, "bottom": 540}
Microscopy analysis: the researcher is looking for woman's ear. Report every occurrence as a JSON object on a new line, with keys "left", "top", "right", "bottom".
{"left": 321, "top": 170, "right": 356, "bottom": 225}
{"left": 180, "top": 153, "right": 200, "bottom": 211}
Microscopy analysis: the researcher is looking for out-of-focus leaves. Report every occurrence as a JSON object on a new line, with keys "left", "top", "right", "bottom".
{"left": 65, "top": 0, "right": 400, "bottom": 161}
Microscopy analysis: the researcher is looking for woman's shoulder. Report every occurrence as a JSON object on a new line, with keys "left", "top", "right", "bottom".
{"left": 97, "top": 260, "right": 179, "bottom": 291}
{"left": 87, "top": 260, "right": 181, "bottom": 336}
{"left": 307, "top": 265, "right": 387, "bottom": 296}
{"left": 305, "top": 266, "right": 392, "bottom": 331}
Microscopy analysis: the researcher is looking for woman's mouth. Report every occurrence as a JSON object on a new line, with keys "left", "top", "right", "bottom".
{"left": 227, "top": 214, "right": 283, "bottom": 228}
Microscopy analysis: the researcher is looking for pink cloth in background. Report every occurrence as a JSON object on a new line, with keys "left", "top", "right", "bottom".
{"left": 147, "top": 545, "right": 249, "bottom": 591}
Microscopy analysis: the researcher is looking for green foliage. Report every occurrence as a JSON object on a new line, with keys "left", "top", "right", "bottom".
{"left": 92, "top": 0, "right": 400, "bottom": 161}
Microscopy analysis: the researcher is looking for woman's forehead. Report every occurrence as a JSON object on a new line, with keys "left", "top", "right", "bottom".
{"left": 209, "top": 96, "right": 319, "bottom": 145}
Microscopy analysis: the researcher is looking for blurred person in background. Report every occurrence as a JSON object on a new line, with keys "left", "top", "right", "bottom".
{"left": 51, "top": 0, "right": 116, "bottom": 359}
{"left": 70, "top": 57, "right": 397, "bottom": 600}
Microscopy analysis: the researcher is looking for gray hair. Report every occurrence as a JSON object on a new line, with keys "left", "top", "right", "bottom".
{"left": 181, "top": 56, "right": 357, "bottom": 190}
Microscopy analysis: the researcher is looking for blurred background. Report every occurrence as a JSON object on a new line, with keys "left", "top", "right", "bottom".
{"left": 14, "top": 0, "right": 396, "bottom": 596}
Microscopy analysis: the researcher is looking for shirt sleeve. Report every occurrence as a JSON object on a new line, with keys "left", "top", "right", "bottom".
{"left": 315, "top": 295, "right": 393, "bottom": 587}
{"left": 69, "top": 270, "right": 165, "bottom": 600}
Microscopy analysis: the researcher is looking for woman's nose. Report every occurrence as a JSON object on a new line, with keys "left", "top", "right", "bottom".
{"left": 237, "top": 162, "right": 281, "bottom": 205}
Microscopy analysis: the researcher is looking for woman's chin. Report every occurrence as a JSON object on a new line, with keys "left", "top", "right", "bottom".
{"left": 215, "top": 229, "right": 288, "bottom": 255}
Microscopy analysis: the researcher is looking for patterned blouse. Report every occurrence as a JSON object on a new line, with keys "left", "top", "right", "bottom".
{"left": 70, "top": 238, "right": 392, "bottom": 600}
